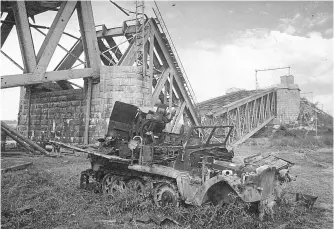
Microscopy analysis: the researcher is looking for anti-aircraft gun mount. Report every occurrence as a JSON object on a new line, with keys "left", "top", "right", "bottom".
{"left": 75, "top": 101, "right": 294, "bottom": 207}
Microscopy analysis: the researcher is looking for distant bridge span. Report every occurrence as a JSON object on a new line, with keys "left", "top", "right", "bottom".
{"left": 197, "top": 76, "right": 300, "bottom": 145}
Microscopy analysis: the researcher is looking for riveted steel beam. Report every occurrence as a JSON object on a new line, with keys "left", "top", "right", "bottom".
{"left": 77, "top": 0, "right": 101, "bottom": 145}
{"left": 1, "top": 68, "right": 94, "bottom": 89}
{"left": 13, "top": 1, "right": 36, "bottom": 73}
{"left": 34, "top": 1, "right": 77, "bottom": 81}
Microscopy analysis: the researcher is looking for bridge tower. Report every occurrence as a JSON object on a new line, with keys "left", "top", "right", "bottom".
{"left": 1, "top": 0, "right": 200, "bottom": 144}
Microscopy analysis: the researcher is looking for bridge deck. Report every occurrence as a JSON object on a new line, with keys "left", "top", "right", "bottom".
{"left": 197, "top": 89, "right": 266, "bottom": 115}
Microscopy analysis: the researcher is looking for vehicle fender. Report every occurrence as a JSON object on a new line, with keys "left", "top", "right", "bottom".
{"left": 192, "top": 175, "right": 243, "bottom": 206}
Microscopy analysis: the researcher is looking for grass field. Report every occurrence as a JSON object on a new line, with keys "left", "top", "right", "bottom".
{"left": 1, "top": 143, "right": 333, "bottom": 229}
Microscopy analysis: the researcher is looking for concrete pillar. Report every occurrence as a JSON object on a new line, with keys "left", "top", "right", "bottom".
{"left": 276, "top": 75, "right": 300, "bottom": 124}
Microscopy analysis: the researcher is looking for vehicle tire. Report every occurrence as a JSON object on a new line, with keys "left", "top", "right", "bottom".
{"left": 102, "top": 174, "right": 127, "bottom": 195}
{"left": 154, "top": 182, "right": 179, "bottom": 207}
{"left": 127, "top": 178, "right": 145, "bottom": 193}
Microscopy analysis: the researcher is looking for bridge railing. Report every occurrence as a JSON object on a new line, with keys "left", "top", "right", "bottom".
{"left": 201, "top": 88, "right": 276, "bottom": 145}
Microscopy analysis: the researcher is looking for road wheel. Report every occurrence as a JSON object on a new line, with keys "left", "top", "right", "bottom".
{"left": 127, "top": 179, "right": 145, "bottom": 194}
{"left": 154, "top": 182, "right": 179, "bottom": 207}
{"left": 102, "top": 174, "right": 127, "bottom": 195}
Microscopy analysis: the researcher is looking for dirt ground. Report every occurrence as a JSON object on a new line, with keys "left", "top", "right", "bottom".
{"left": 1, "top": 144, "right": 333, "bottom": 229}
{"left": 235, "top": 145, "right": 333, "bottom": 228}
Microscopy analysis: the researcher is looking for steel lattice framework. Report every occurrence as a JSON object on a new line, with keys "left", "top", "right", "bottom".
{"left": 1, "top": 1, "right": 281, "bottom": 145}
{"left": 1, "top": 0, "right": 201, "bottom": 143}
{"left": 200, "top": 89, "right": 277, "bottom": 145}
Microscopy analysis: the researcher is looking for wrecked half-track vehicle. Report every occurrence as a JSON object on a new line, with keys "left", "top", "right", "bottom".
{"left": 79, "top": 101, "right": 294, "bottom": 207}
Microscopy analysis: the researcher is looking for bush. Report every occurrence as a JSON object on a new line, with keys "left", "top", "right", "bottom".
{"left": 270, "top": 125, "right": 333, "bottom": 148}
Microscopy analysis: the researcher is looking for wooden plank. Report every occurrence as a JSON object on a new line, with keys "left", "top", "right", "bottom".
{"left": 49, "top": 140, "right": 131, "bottom": 162}
{"left": 1, "top": 121, "right": 49, "bottom": 155}
{"left": 1, "top": 126, "right": 35, "bottom": 153}
{"left": 13, "top": 1, "right": 37, "bottom": 73}
{"left": 35, "top": 1, "right": 77, "bottom": 81}
{"left": 1, "top": 68, "right": 94, "bottom": 88}
{"left": 1, "top": 162, "right": 33, "bottom": 173}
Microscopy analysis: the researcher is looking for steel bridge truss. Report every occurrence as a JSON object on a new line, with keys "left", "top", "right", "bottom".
{"left": 0, "top": 1, "right": 200, "bottom": 143}
{"left": 201, "top": 89, "right": 277, "bottom": 145}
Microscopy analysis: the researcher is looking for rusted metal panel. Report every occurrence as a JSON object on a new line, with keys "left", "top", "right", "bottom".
{"left": 244, "top": 152, "right": 294, "bottom": 171}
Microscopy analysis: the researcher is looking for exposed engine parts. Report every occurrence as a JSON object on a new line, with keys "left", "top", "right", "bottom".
{"left": 75, "top": 101, "right": 295, "bottom": 207}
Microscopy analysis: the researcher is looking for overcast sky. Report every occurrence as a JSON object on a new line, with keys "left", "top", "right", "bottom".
{"left": 1, "top": 1, "right": 333, "bottom": 120}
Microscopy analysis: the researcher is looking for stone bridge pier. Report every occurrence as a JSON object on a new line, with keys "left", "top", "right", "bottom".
{"left": 275, "top": 75, "right": 300, "bottom": 124}
{"left": 17, "top": 66, "right": 152, "bottom": 144}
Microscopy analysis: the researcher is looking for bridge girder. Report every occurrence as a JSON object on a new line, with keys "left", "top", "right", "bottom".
{"left": 200, "top": 89, "right": 277, "bottom": 145}
{"left": 1, "top": 0, "right": 200, "bottom": 142}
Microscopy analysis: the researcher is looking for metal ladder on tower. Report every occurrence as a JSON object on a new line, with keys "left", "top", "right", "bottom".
{"left": 135, "top": 0, "right": 145, "bottom": 76}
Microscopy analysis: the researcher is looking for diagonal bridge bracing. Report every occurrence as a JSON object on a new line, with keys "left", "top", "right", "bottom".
{"left": 198, "top": 88, "right": 277, "bottom": 145}
{"left": 1, "top": 1, "right": 283, "bottom": 145}
{"left": 1, "top": 1, "right": 201, "bottom": 143}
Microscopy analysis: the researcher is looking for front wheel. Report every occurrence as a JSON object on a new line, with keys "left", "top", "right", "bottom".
{"left": 153, "top": 182, "right": 180, "bottom": 207}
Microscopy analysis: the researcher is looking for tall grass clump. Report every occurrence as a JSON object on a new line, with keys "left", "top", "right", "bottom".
{"left": 270, "top": 125, "right": 333, "bottom": 148}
